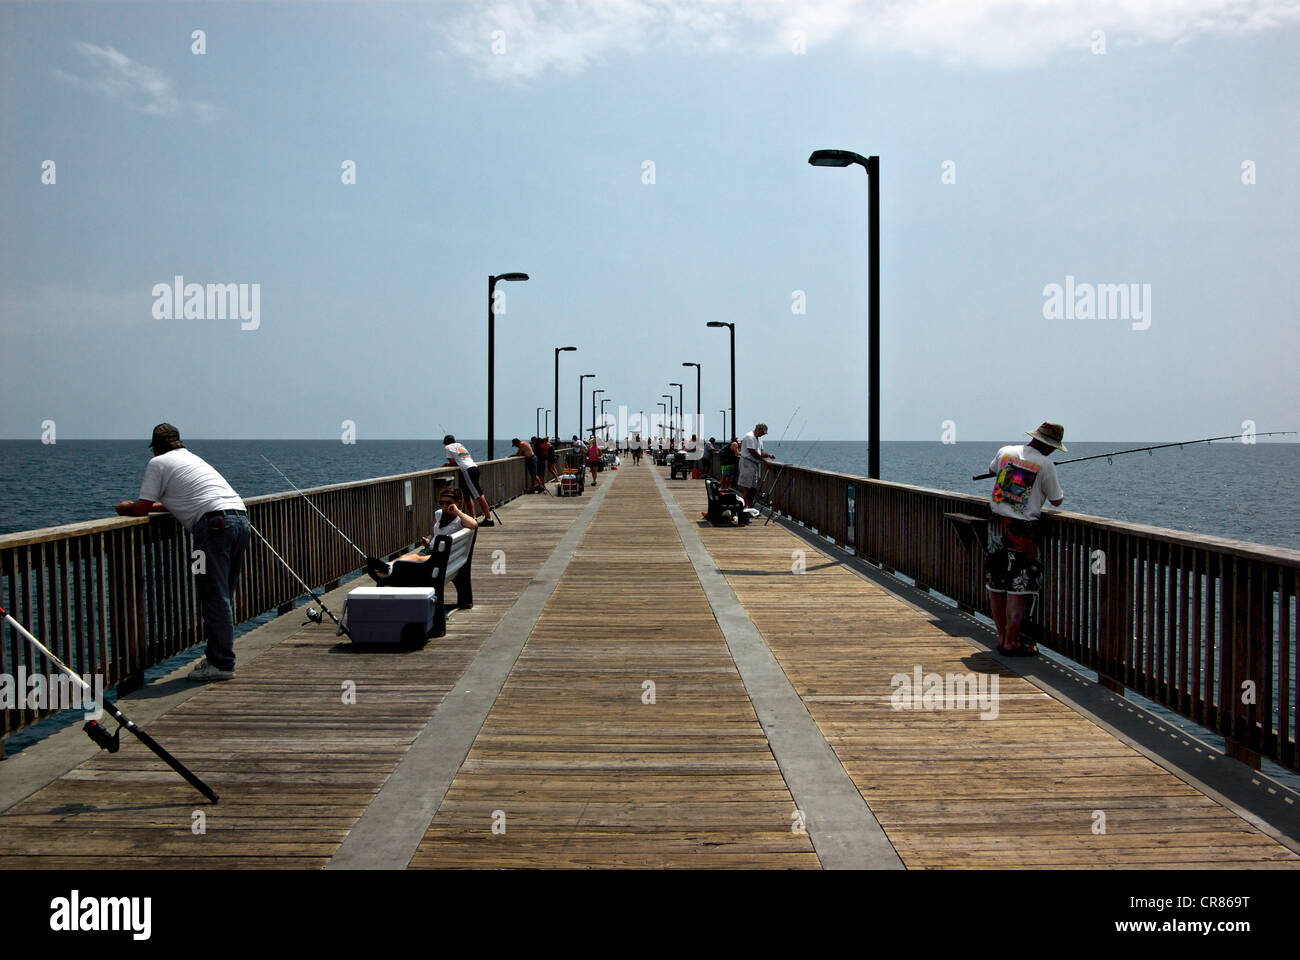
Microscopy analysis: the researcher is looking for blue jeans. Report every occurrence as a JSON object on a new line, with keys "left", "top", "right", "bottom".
{"left": 193, "top": 511, "right": 250, "bottom": 671}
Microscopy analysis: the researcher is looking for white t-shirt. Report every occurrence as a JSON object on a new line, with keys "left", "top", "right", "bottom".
{"left": 740, "top": 431, "right": 764, "bottom": 463}
{"left": 686, "top": 439, "right": 702, "bottom": 460}
{"left": 430, "top": 508, "right": 465, "bottom": 537}
{"left": 988, "top": 444, "right": 1063, "bottom": 520}
{"left": 445, "top": 443, "right": 475, "bottom": 470}
{"left": 138, "top": 449, "right": 245, "bottom": 531}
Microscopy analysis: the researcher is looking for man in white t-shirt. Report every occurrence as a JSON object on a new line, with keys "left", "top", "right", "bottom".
{"left": 115, "top": 423, "right": 248, "bottom": 682}
{"left": 737, "top": 423, "right": 775, "bottom": 508}
{"left": 985, "top": 421, "right": 1066, "bottom": 657}
{"left": 443, "top": 434, "right": 493, "bottom": 526}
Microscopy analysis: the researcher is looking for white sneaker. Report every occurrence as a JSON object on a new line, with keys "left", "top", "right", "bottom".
{"left": 188, "top": 658, "right": 235, "bottom": 681}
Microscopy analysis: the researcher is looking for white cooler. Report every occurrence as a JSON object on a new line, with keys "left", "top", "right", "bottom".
{"left": 343, "top": 586, "right": 437, "bottom": 644}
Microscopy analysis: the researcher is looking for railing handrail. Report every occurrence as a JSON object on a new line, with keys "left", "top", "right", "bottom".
{"left": 0, "top": 452, "right": 542, "bottom": 549}
{"left": 768, "top": 460, "right": 1300, "bottom": 568}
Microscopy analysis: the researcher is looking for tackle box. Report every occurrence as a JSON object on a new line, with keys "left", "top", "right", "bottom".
{"left": 342, "top": 586, "right": 436, "bottom": 644}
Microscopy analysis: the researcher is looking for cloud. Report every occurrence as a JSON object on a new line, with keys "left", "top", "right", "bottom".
{"left": 54, "top": 42, "right": 216, "bottom": 119}
{"left": 436, "top": 0, "right": 1300, "bottom": 80}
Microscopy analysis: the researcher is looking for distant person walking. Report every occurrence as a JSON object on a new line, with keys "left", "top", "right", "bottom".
{"left": 115, "top": 423, "right": 248, "bottom": 682}
{"left": 444, "top": 435, "right": 494, "bottom": 526}
{"left": 585, "top": 435, "right": 603, "bottom": 485}
{"left": 737, "top": 423, "right": 775, "bottom": 508}
{"left": 985, "top": 422, "right": 1066, "bottom": 657}
{"left": 631, "top": 434, "right": 643, "bottom": 466}
{"left": 512, "top": 437, "right": 546, "bottom": 493}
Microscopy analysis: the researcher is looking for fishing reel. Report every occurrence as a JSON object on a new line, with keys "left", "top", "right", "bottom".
{"left": 83, "top": 719, "right": 121, "bottom": 753}
{"left": 303, "top": 606, "right": 325, "bottom": 625}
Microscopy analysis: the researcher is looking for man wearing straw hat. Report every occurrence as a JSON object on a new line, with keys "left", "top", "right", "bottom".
{"left": 985, "top": 421, "right": 1066, "bottom": 657}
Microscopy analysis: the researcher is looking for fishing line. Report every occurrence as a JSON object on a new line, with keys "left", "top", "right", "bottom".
{"left": 1, "top": 604, "right": 219, "bottom": 803}
{"left": 262, "top": 455, "right": 369, "bottom": 562}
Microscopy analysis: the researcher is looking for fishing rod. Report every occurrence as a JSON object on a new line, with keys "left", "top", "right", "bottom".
{"left": 0, "top": 604, "right": 219, "bottom": 803}
{"left": 756, "top": 418, "right": 805, "bottom": 506}
{"left": 261, "top": 455, "right": 369, "bottom": 562}
{"left": 970, "top": 431, "right": 1296, "bottom": 481}
{"left": 762, "top": 425, "right": 817, "bottom": 526}
{"left": 247, "top": 521, "right": 349, "bottom": 637}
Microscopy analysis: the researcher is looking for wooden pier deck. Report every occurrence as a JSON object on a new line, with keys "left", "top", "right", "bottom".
{"left": 1, "top": 461, "right": 1297, "bottom": 869}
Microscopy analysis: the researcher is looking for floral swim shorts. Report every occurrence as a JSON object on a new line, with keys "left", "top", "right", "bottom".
{"left": 984, "top": 517, "right": 1043, "bottom": 595}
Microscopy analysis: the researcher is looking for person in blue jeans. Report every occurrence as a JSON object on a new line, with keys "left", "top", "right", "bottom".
{"left": 115, "top": 423, "right": 249, "bottom": 681}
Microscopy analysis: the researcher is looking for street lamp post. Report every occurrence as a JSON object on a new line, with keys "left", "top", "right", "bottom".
{"left": 720, "top": 409, "right": 726, "bottom": 439}
{"left": 600, "top": 398, "right": 611, "bottom": 441}
{"left": 682, "top": 362, "right": 699, "bottom": 447}
{"left": 809, "top": 148, "right": 880, "bottom": 480}
{"left": 662, "top": 394, "right": 673, "bottom": 447}
{"left": 658, "top": 403, "right": 667, "bottom": 442}
{"left": 592, "top": 389, "right": 605, "bottom": 439}
{"left": 554, "top": 346, "right": 576, "bottom": 442}
{"left": 706, "top": 321, "right": 735, "bottom": 442}
{"left": 487, "top": 272, "right": 529, "bottom": 460}
{"left": 544, "top": 409, "right": 551, "bottom": 437}
{"left": 536, "top": 407, "right": 543, "bottom": 437}
{"left": 579, "top": 374, "right": 595, "bottom": 441}
{"left": 669, "top": 382, "right": 683, "bottom": 446}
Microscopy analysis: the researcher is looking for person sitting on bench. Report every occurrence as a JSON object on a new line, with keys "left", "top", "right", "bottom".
{"left": 366, "top": 486, "right": 478, "bottom": 584}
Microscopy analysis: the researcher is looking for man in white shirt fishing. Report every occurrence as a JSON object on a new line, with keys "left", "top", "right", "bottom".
{"left": 115, "top": 423, "right": 248, "bottom": 681}
{"left": 737, "top": 423, "right": 776, "bottom": 508}
{"left": 985, "top": 421, "right": 1066, "bottom": 657}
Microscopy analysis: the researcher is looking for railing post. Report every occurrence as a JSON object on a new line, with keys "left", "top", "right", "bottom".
{"left": 1097, "top": 529, "right": 1126, "bottom": 696}
{"left": 109, "top": 526, "right": 147, "bottom": 697}
{"left": 1223, "top": 557, "right": 1262, "bottom": 769}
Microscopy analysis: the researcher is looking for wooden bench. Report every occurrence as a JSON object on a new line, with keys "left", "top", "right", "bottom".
{"left": 353, "top": 526, "right": 477, "bottom": 640}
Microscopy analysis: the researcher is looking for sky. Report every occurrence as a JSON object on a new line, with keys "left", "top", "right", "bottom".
{"left": 1, "top": 0, "right": 1298, "bottom": 443}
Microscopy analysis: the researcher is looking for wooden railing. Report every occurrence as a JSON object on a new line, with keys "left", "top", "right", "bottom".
{"left": 763, "top": 462, "right": 1300, "bottom": 773}
{"left": 1, "top": 455, "right": 533, "bottom": 750}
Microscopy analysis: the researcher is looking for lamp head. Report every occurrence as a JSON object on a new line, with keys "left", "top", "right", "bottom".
{"left": 808, "top": 149, "right": 864, "bottom": 167}
{"left": 495, "top": 272, "right": 529, "bottom": 282}
{"left": 558, "top": 345, "right": 576, "bottom": 352}
{"left": 706, "top": 321, "right": 731, "bottom": 329}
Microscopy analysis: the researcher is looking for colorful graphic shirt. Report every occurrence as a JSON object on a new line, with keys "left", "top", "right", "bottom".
{"left": 988, "top": 444, "right": 1062, "bottom": 520}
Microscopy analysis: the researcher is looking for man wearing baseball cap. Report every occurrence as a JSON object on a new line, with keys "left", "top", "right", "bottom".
{"left": 115, "top": 423, "right": 248, "bottom": 681}
{"left": 985, "top": 421, "right": 1066, "bottom": 656}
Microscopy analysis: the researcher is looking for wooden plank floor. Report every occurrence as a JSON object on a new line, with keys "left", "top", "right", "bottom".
{"left": 660, "top": 476, "right": 1300, "bottom": 869}
{"left": 0, "top": 487, "right": 589, "bottom": 869}
{"left": 410, "top": 463, "right": 820, "bottom": 868}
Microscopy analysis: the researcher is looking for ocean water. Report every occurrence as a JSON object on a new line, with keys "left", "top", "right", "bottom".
{"left": 2, "top": 439, "right": 1297, "bottom": 550}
